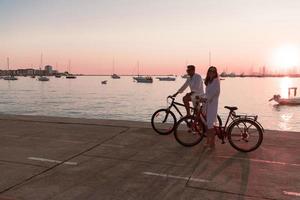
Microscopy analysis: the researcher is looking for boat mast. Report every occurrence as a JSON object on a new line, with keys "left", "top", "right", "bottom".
{"left": 7, "top": 57, "right": 9, "bottom": 70}
{"left": 137, "top": 61, "right": 140, "bottom": 76}
{"left": 68, "top": 59, "right": 71, "bottom": 73}
{"left": 112, "top": 57, "right": 115, "bottom": 74}
{"left": 40, "top": 53, "right": 43, "bottom": 70}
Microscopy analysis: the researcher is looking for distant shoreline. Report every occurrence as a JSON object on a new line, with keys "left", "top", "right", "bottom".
{"left": 1, "top": 74, "right": 300, "bottom": 78}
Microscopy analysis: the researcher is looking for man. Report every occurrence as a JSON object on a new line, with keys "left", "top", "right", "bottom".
{"left": 172, "top": 65, "right": 204, "bottom": 116}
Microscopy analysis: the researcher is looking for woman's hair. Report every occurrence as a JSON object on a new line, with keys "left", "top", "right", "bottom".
{"left": 204, "top": 66, "right": 218, "bottom": 86}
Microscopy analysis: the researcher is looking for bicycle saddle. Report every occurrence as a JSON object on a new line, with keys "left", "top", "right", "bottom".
{"left": 224, "top": 106, "right": 238, "bottom": 111}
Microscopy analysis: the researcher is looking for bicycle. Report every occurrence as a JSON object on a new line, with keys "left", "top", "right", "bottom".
{"left": 174, "top": 104, "right": 264, "bottom": 152}
{"left": 151, "top": 96, "right": 222, "bottom": 135}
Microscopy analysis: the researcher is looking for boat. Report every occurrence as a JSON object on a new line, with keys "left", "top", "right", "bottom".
{"left": 132, "top": 61, "right": 153, "bottom": 83}
{"left": 37, "top": 54, "right": 49, "bottom": 81}
{"left": 269, "top": 87, "right": 300, "bottom": 105}
{"left": 66, "top": 74, "right": 77, "bottom": 79}
{"left": 55, "top": 74, "right": 61, "bottom": 78}
{"left": 156, "top": 77, "right": 176, "bottom": 81}
{"left": 181, "top": 74, "right": 189, "bottom": 78}
{"left": 111, "top": 73, "right": 120, "bottom": 79}
{"left": 111, "top": 58, "right": 121, "bottom": 79}
{"left": 3, "top": 57, "right": 18, "bottom": 81}
{"left": 4, "top": 76, "right": 18, "bottom": 81}
{"left": 66, "top": 60, "right": 77, "bottom": 79}
{"left": 101, "top": 80, "right": 107, "bottom": 84}
{"left": 38, "top": 76, "right": 49, "bottom": 81}
{"left": 31, "top": 75, "right": 36, "bottom": 78}
{"left": 133, "top": 76, "right": 153, "bottom": 83}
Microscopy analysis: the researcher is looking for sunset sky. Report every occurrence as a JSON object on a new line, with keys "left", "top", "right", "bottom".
{"left": 1, "top": 0, "right": 300, "bottom": 75}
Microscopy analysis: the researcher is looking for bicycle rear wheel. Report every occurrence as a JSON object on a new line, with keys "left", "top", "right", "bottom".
{"left": 228, "top": 119, "right": 263, "bottom": 152}
{"left": 174, "top": 115, "right": 205, "bottom": 147}
{"left": 151, "top": 109, "right": 176, "bottom": 135}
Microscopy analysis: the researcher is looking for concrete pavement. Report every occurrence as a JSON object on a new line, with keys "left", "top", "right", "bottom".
{"left": 0, "top": 114, "right": 299, "bottom": 200}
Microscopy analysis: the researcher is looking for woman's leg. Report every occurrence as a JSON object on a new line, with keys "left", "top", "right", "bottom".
{"left": 206, "top": 128, "right": 215, "bottom": 148}
{"left": 208, "top": 128, "right": 215, "bottom": 147}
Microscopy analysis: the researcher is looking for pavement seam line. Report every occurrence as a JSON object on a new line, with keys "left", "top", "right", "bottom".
{"left": 186, "top": 185, "right": 279, "bottom": 200}
{"left": 81, "top": 154, "right": 188, "bottom": 167}
{"left": 0, "top": 118, "right": 132, "bottom": 129}
{"left": 0, "top": 127, "right": 130, "bottom": 194}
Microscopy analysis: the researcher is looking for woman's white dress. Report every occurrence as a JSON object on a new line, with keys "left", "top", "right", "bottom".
{"left": 205, "top": 78, "right": 220, "bottom": 129}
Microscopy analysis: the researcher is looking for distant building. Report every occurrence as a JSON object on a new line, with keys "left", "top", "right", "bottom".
{"left": 45, "top": 65, "right": 53, "bottom": 75}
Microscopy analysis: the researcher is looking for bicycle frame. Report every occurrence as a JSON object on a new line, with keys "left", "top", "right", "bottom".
{"left": 165, "top": 96, "right": 195, "bottom": 119}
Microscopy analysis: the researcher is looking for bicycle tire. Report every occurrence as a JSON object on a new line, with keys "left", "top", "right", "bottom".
{"left": 151, "top": 109, "right": 177, "bottom": 135}
{"left": 174, "top": 115, "right": 205, "bottom": 147}
{"left": 228, "top": 119, "right": 263, "bottom": 152}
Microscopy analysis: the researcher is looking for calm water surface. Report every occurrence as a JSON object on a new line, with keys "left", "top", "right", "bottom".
{"left": 0, "top": 76, "right": 299, "bottom": 132}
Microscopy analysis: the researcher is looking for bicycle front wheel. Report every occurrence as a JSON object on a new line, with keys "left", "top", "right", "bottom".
{"left": 174, "top": 115, "right": 205, "bottom": 147}
{"left": 151, "top": 109, "right": 176, "bottom": 135}
{"left": 228, "top": 119, "right": 263, "bottom": 152}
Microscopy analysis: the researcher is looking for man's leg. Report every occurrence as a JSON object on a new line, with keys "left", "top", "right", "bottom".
{"left": 183, "top": 93, "right": 191, "bottom": 116}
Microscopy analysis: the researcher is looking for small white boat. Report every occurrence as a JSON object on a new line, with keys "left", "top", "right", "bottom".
{"left": 4, "top": 76, "right": 18, "bottom": 81}
{"left": 38, "top": 76, "right": 49, "bottom": 81}
{"left": 156, "top": 77, "right": 176, "bottom": 81}
{"left": 181, "top": 74, "right": 189, "bottom": 79}
{"left": 133, "top": 76, "right": 153, "bottom": 83}
{"left": 111, "top": 73, "right": 120, "bottom": 79}
{"left": 269, "top": 87, "right": 300, "bottom": 105}
{"left": 101, "top": 80, "right": 107, "bottom": 84}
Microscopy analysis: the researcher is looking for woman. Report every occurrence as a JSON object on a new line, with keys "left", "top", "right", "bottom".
{"left": 203, "top": 66, "right": 220, "bottom": 149}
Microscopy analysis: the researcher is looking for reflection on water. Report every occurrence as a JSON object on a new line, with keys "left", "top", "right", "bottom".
{"left": 279, "top": 113, "right": 293, "bottom": 131}
{"left": 0, "top": 76, "right": 299, "bottom": 132}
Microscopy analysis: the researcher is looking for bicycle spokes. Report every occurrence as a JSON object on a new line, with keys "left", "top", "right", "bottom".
{"left": 228, "top": 120, "right": 263, "bottom": 152}
{"left": 151, "top": 109, "right": 176, "bottom": 135}
{"left": 174, "top": 116, "right": 205, "bottom": 147}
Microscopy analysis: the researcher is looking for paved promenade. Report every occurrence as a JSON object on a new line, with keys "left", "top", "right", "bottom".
{"left": 0, "top": 114, "right": 299, "bottom": 200}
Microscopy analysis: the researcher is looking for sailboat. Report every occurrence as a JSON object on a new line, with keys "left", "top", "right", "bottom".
{"left": 66, "top": 60, "right": 77, "bottom": 79}
{"left": 38, "top": 54, "right": 49, "bottom": 81}
{"left": 111, "top": 58, "right": 121, "bottom": 79}
{"left": 132, "top": 62, "right": 153, "bottom": 83}
{"left": 55, "top": 62, "right": 61, "bottom": 78}
{"left": 3, "top": 57, "right": 18, "bottom": 81}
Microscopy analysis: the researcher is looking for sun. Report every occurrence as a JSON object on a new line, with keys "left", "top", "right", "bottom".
{"left": 271, "top": 45, "right": 300, "bottom": 70}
